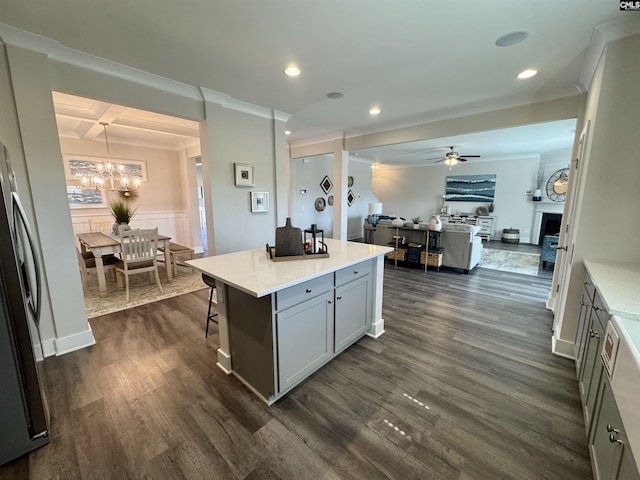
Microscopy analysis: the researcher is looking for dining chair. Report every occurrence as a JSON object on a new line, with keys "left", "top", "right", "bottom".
{"left": 114, "top": 228, "right": 163, "bottom": 301}
{"left": 76, "top": 247, "right": 118, "bottom": 289}
{"left": 89, "top": 217, "right": 115, "bottom": 234}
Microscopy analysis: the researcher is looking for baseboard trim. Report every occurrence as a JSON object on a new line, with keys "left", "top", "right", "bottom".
{"left": 41, "top": 338, "right": 57, "bottom": 358}
{"left": 217, "top": 348, "right": 232, "bottom": 374}
{"left": 54, "top": 328, "right": 96, "bottom": 356}
{"left": 366, "top": 317, "right": 385, "bottom": 338}
{"left": 551, "top": 334, "right": 575, "bottom": 360}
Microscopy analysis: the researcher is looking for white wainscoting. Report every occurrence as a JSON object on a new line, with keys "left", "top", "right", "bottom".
{"left": 71, "top": 211, "right": 194, "bottom": 247}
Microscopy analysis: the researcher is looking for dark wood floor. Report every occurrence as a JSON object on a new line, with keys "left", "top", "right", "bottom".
{"left": 0, "top": 264, "right": 590, "bottom": 479}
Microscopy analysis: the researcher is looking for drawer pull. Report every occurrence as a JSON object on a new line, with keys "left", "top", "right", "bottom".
{"left": 337, "top": 296, "right": 342, "bottom": 300}
{"left": 354, "top": 270, "right": 359, "bottom": 274}
{"left": 328, "top": 300, "right": 332, "bottom": 304}
{"left": 306, "top": 288, "right": 312, "bottom": 293}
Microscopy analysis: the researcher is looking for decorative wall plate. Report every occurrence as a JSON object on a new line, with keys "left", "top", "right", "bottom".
{"left": 347, "top": 189, "right": 355, "bottom": 206}
{"left": 315, "top": 197, "right": 326, "bottom": 211}
{"left": 348, "top": 176, "right": 354, "bottom": 187}
{"left": 320, "top": 175, "right": 333, "bottom": 194}
{"left": 476, "top": 206, "right": 489, "bottom": 216}
{"left": 328, "top": 195, "right": 334, "bottom": 206}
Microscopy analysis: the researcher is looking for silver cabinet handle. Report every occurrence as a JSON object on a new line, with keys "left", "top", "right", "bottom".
{"left": 328, "top": 300, "right": 332, "bottom": 304}
{"left": 306, "top": 288, "right": 312, "bottom": 293}
{"left": 593, "top": 306, "right": 602, "bottom": 311}
{"left": 337, "top": 296, "right": 342, "bottom": 300}
{"left": 589, "top": 329, "right": 599, "bottom": 339}
{"left": 557, "top": 245, "right": 568, "bottom": 252}
{"left": 609, "top": 434, "right": 624, "bottom": 445}
{"left": 354, "top": 270, "right": 358, "bottom": 274}
{"left": 607, "top": 424, "right": 619, "bottom": 434}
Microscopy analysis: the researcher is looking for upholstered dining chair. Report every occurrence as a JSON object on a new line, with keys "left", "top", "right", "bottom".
{"left": 114, "top": 228, "right": 163, "bottom": 301}
{"left": 76, "top": 247, "right": 119, "bottom": 289}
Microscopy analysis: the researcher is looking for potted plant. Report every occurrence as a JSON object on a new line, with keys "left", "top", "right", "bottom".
{"left": 411, "top": 216, "right": 422, "bottom": 229}
{"left": 109, "top": 199, "right": 136, "bottom": 234}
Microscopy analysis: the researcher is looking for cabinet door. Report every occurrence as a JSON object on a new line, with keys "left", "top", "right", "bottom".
{"left": 277, "top": 291, "right": 334, "bottom": 393}
{"left": 579, "top": 314, "right": 604, "bottom": 429}
{"left": 335, "top": 276, "right": 371, "bottom": 353}
{"left": 575, "top": 289, "right": 592, "bottom": 376}
{"left": 617, "top": 446, "right": 640, "bottom": 480}
{"left": 589, "top": 376, "right": 637, "bottom": 480}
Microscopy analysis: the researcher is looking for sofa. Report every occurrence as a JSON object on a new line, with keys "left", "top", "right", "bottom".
{"left": 365, "top": 217, "right": 483, "bottom": 273}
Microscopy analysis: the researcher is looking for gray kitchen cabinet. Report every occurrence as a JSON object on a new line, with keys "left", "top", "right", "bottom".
{"left": 590, "top": 374, "right": 640, "bottom": 480}
{"left": 576, "top": 269, "right": 609, "bottom": 433}
{"left": 335, "top": 275, "right": 371, "bottom": 353}
{"left": 277, "top": 290, "right": 334, "bottom": 392}
{"left": 575, "top": 278, "right": 596, "bottom": 376}
{"left": 579, "top": 311, "right": 605, "bottom": 431}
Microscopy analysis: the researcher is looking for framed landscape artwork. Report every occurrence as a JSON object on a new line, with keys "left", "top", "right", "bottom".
{"left": 66, "top": 185, "right": 106, "bottom": 208}
{"left": 445, "top": 174, "right": 496, "bottom": 202}
{"left": 64, "top": 155, "right": 148, "bottom": 183}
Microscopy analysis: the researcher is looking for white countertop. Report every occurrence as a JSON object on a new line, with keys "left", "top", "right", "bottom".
{"left": 186, "top": 238, "right": 393, "bottom": 298}
{"left": 583, "top": 261, "right": 640, "bottom": 321}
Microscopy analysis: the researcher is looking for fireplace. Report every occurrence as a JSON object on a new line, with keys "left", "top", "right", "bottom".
{"left": 538, "top": 213, "right": 562, "bottom": 245}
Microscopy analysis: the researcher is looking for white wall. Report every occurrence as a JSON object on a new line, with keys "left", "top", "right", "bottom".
{"left": 290, "top": 155, "right": 378, "bottom": 240}
{"left": 554, "top": 33, "right": 640, "bottom": 353}
{"left": 372, "top": 156, "right": 546, "bottom": 243}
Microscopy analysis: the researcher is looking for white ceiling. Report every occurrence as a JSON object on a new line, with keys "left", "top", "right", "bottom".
{"left": 2, "top": 2, "right": 635, "bottom": 163}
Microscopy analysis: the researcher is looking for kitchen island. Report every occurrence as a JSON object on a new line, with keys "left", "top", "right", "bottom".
{"left": 186, "top": 238, "right": 393, "bottom": 405}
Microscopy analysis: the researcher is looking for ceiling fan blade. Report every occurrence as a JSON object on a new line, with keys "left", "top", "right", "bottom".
{"left": 432, "top": 158, "right": 445, "bottom": 163}
{"left": 457, "top": 158, "right": 468, "bottom": 162}
{"left": 460, "top": 155, "right": 481, "bottom": 158}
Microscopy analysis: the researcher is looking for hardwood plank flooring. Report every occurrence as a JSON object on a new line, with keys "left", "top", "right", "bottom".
{"left": 0, "top": 264, "right": 591, "bottom": 480}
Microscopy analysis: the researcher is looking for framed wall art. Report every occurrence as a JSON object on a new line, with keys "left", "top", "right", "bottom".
{"left": 320, "top": 175, "right": 333, "bottom": 194}
{"left": 64, "top": 155, "right": 147, "bottom": 184}
{"left": 251, "top": 191, "right": 269, "bottom": 212}
{"left": 445, "top": 174, "right": 496, "bottom": 202}
{"left": 66, "top": 185, "right": 106, "bottom": 208}
{"left": 235, "top": 163, "right": 255, "bottom": 186}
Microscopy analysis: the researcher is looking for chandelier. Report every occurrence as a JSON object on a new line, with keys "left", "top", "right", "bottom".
{"left": 77, "top": 122, "right": 141, "bottom": 195}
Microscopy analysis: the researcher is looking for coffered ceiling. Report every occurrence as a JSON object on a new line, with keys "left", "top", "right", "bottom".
{"left": 52, "top": 92, "right": 200, "bottom": 151}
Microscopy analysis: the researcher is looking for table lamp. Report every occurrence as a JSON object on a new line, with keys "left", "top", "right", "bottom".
{"left": 368, "top": 202, "right": 383, "bottom": 227}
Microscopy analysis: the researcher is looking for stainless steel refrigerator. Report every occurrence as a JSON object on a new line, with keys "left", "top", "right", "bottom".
{"left": 0, "top": 141, "right": 49, "bottom": 465}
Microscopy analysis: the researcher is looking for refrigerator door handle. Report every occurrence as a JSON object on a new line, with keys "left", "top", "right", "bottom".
{"left": 11, "top": 192, "right": 41, "bottom": 326}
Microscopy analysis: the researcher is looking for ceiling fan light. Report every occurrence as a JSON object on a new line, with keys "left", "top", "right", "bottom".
{"left": 517, "top": 68, "right": 538, "bottom": 79}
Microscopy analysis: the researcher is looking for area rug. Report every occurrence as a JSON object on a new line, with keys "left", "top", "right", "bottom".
{"left": 478, "top": 249, "right": 540, "bottom": 276}
{"left": 83, "top": 265, "right": 208, "bottom": 318}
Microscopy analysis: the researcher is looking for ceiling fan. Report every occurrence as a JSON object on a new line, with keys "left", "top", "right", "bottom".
{"left": 429, "top": 146, "right": 481, "bottom": 167}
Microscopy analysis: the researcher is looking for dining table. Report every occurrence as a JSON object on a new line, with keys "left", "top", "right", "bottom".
{"left": 77, "top": 231, "right": 172, "bottom": 295}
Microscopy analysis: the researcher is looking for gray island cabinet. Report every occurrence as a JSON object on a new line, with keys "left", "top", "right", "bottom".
{"left": 187, "top": 239, "right": 392, "bottom": 405}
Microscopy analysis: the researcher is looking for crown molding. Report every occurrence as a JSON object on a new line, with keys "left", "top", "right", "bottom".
{"left": 199, "top": 87, "right": 290, "bottom": 121}
{"left": 0, "top": 22, "right": 202, "bottom": 103}
{"left": 0, "top": 23, "right": 58, "bottom": 54}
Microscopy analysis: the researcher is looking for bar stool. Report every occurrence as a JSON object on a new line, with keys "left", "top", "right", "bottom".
{"left": 202, "top": 274, "right": 218, "bottom": 337}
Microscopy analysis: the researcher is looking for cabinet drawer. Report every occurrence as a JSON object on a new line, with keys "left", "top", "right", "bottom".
{"left": 276, "top": 273, "right": 333, "bottom": 311}
{"left": 477, "top": 218, "right": 493, "bottom": 226}
{"left": 335, "top": 259, "right": 372, "bottom": 287}
{"left": 592, "top": 291, "right": 608, "bottom": 331}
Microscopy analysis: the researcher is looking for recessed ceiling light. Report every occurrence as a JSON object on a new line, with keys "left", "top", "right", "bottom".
{"left": 369, "top": 106, "right": 381, "bottom": 116}
{"left": 284, "top": 65, "right": 301, "bottom": 77}
{"left": 285, "top": 130, "right": 291, "bottom": 135}
{"left": 326, "top": 92, "right": 344, "bottom": 99}
{"left": 517, "top": 68, "right": 538, "bottom": 79}
{"left": 495, "top": 30, "right": 528, "bottom": 47}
